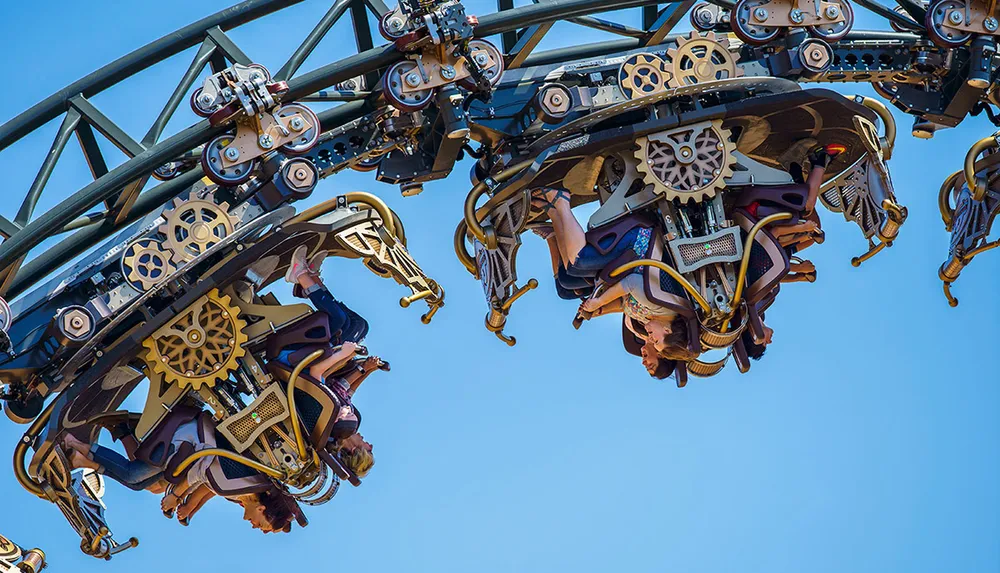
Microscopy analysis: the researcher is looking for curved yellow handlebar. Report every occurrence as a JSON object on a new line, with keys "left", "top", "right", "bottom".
{"left": 854, "top": 96, "right": 896, "bottom": 161}
{"left": 287, "top": 349, "right": 325, "bottom": 462}
{"left": 463, "top": 159, "right": 534, "bottom": 249}
{"left": 938, "top": 170, "right": 963, "bottom": 231}
{"left": 454, "top": 220, "right": 478, "bottom": 275}
{"left": 964, "top": 135, "right": 998, "bottom": 201}
{"left": 13, "top": 399, "right": 58, "bottom": 498}
{"left": 723, "top": 212, "right": 795, "bottom": 332}
{"left": 609, "top": 259, "right": 712, "bottom": 314}
{"left": 171, "top": 448, "right": 286, "bottom": 480}
{"left": 289, "top": 191, "right": 397, "bottom": 238}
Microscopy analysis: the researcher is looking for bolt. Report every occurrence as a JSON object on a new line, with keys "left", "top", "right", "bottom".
{"left": 258, "top": 134, "right": 274, "bottom": 149}
{"left": 224, "top": 147, "right": 240, "bottom": 161}
{"left": 405, "top": 72, "right": 422, "bottom": 87}
{"left": 550, "top": 93, "right": 564, "bottom": 105}
{"left": 753, "top": 7, "right": 769, "bottom": 21}
{"left": 251, "top": 72, "right": 262, "bottom": 81}
{"left": 441, "top": 65, "right": 457, "bottom": 80}
{"left": 985, "top": 16, "right": 998, "bottom": 31}
{"left": 474, "top": 53, "right": 489, "bottom": 66}
{"left": 199, "top": 93, "right": 215, "bottom": 108}
{"left": 294, "top": 168, "right": 308, "bottom": 181}
{"left": 790, "top": 8, "right": 804, "bottom": 23}
{"left": 948, "top": 10, "right": 963, "bottom": 24}
{"left": 388, "top": 16, "right": 404, "bottom": 31}
{"left": 824, "top": 5, "right": 839, "bottom": 18}
{"left": 290, "top": 117, "right": 305, "bottom": 131}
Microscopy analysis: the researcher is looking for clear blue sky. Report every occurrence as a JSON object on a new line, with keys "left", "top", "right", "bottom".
{"left": 1, "top": 1, "right": 998, "bottom": 572}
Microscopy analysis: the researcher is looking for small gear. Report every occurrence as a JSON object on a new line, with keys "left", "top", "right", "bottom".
{"left": 142, "top": 289, "right": 247, "bottom": 391}
{"left": 121, "top": 238, "right": 175, "bottom": 291}
{"left": 618, "top": 53, "right": 671, "bottom": 100}
{"left": 634, "top": 119, "right": 737, "bottom": 203}
{"left": 665, "top": 31, "right": 741, "bottom": 88}
{"left": 159, "top": 191, "right": 238, "bottom": 264}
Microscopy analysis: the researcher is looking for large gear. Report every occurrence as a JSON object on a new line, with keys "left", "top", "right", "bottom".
{"left": 634, "top": 120, "right": 737, "bottom": 203}
{"left": 159, "top": 191, "right": 238, "bottom": 264}
{"left": 618, "top": 53, "right": 671, "bottom": 100}
{"left": 121, "top": 238, "right": 175, "bottom": 291}
{"left": 665, "top": 31, "right": 741, "bottom": 88}
{"left": 141, "top": 289, "right": 248, "bottom": 391}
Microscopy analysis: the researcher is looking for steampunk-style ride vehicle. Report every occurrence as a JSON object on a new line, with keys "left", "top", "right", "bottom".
{"left": 0, "top": 0, "right": 996, "bottom": 560}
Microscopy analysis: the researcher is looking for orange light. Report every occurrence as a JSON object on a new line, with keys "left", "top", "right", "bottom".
{"left": 825, "top": 143, "right": 847, "bottom": 155}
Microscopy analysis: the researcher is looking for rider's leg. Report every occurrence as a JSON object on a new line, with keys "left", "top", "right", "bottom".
{"left": 538, "top": 188, "right": 587, "bottom": 265}
{"left": 89, "top": 445, "right": 164, "bottom": 492}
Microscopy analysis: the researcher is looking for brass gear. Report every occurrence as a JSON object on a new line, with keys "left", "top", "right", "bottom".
{"left": 141, "top": 289, "right": 247, "bottom": 391}
{"left": 618, "top": 53, "right": 671, "bottom": 100}
{"left": 634, "top": 120, "right": 737, "bottom": 203}
{"left": 121, "top": 238, "right": 175, "bottom": 291}
{"left": 159, "top": 191, "right": 238, "bottom": 264}
{"left": 665, "top": 31, "right": 741, "bottom": 88}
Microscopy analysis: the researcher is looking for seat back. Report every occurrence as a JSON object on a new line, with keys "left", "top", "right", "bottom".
{"left": 265, "top": 311, "right": 333, "bottom": 361}
{"left": 265, "top": 361, "right": 342, "bottom": 451}
{"left": 732, "top": 209, "right": 789, "bottom": 307}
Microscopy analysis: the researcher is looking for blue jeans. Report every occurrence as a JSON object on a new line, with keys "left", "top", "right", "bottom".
{"left": 91, "top": 445, "right": 163, "bottom": 491}
{"left": 553, "top": 228, "right": 641, "bottom": 298}
{"left": 309, "top": 287, "right": 369, "bottom": 344}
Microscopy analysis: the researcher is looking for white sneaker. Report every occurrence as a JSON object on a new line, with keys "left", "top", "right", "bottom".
{"left": 308, "top": 251, "right": 327, "bottom": 274}
{"left": 284, "top": 245, "right": 311, "bottom": 284}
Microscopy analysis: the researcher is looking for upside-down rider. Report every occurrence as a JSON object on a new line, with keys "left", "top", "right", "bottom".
{"left": 275, "top": 245, "right": 387, "bottom": 477}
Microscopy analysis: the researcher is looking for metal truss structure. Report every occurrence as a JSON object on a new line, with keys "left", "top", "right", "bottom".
{"left": 1, "top": 0, "right": 999, "bottom": 559}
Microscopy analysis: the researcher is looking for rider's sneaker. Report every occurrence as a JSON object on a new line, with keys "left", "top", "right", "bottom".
{"left": 284, "top": 245, "right": 311, "bottom": 284}
{"left": 308, "top": 251, "right": 327, "bottom": 274}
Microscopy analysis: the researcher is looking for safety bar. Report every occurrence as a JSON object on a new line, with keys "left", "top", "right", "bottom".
{"left": 609, "top": 259, "right": 712, "bottom": 313}
{"left": 287, "top": 349, "right": 325, "bottom": 462}
{"left": 463, "top": 159, "right": 534, "bottom": 249}
{"left": 965, "top": 134, "right": 1000, "bottom": 201}
{"left": 13, "top": 398, "right": 59, "bottom": 498}
{"left": 938, "top": 170, "right": 963, "bottom": 231}
{"left": 723, "top": 212, "right": 794, "bottom": 332}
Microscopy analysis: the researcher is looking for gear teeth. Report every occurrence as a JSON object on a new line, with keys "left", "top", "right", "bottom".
{"left": 158, "top": 191, "right": 238, "bottom": 264}
{"left": 140, "top": 288, "right": 247, "bottom": 392}
{"left": 633, "top": 120, "right": 737, "bottom": 203}
{"left": 665, "top": 31, "right": 740, "bottom": 89}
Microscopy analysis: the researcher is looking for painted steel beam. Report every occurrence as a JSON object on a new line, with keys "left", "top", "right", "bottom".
{"left": 0, "top": 0, "right": 304, "bottom": 153}
{"left": 206, "top": 27, "right": 252, "bottom": 64}
{"left": 69, "top": 96, "right": 145, "bottom": 158}
{"left": 508, "top": 24, "right": 554, "bottom": 69}
{"left": 143, "top": 41, "right": 217, "bottom": 146}
{"left": 75, "top": 122, "right": 110, "bottom": 181}
{"left": 15, "top": 109, "right": 82, "bottom": 226}
{"left": 644, "top": 0, "right": 695, "bottom": 45}
{"left": 275, "top": 0, "right": 353, "bottom": 81}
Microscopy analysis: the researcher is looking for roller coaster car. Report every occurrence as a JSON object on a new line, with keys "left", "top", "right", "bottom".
{"left": 937, "top": 140, "right": 1000, "bottom": 306}
{"left": 5, "top": 180, "right": 441, "bottom": 556}
{"left": 459, "top": 76, "right": 903, "bottom": 378}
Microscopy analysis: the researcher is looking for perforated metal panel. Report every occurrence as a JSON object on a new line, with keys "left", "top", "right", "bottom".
{"left": 217, "top": 384, "right": 290, "bottom": 453}
{"left": 667, "top": 226, "right": 743, "bottom": 273}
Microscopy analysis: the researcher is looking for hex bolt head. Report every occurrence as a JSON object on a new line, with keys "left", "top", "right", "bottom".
{"left": 199, "top": 93, "right": 215, "bottom": 107}
{"left": 441, "top": 65, "right": 457, "bottom": 80}
{"left": 474, "top": 53, "right": 489, "bottom": 66}
{"left": 388, "top": 16, "right": 404, "bottom": 31}
{"left": 224, "top": 147, "right": 241, "bottom": 161}
{"left": 753, "top": 7, "right": 769, "bottom": 21}
{"left": 405, "top": 72, "right": 422, "bottom": 87}
{"left": 824, "top": 5, "right": 840, "bottom": 18}
{"left": 948, "top": 10, "right": 964, "bottom": 24}
{"left": 289, "top": 117, "right": 305, "bottom": 131}
{"left": 985, "top": 16, "right": 998, "bottom": 30}
{"left": 294, "top": 168, "right": 308, "bottom": 181}
{"left": 790, "top": 8, "right": 804, "bottom": 23}
{"left": 258, "top": 134, "right": 274, "bottom": 149}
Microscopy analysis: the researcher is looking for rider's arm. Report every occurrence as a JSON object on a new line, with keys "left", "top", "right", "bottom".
{"left": 591, "top": 298, "right": 624, "bottom": 317}
{"left": 176, "top": 485, "right": 216, "bottom": 524}
{"left": 308, "top": 344, "right": 358, "bottom": 381}
{"left": 581, "top": 280, "right": 627, "bottom": 312}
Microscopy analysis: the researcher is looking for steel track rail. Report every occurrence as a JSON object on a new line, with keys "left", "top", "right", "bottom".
{"left": 0, "top": 0, "right": 667, "bottom": 296}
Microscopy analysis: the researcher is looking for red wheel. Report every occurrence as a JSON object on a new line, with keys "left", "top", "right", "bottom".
{"left": 201, "top": 134, "right": 258, "bottom": 186}
{"left": 384, "top": 61, "right": 434, "bottom": 111}
{"left": 925, "top": 0, "right": 972, "bottom": 47}
{"left": 190, "top": 88, "right": 216, "bottom": 117}
{"left": 379, "top": 11, "right": 407, "bottom": 40}
{"left": 731, "top": 0, "right": 782, "bottom": 45}
{"left": 277, "top": 103, "right": 321, "bottom": 155}
{"left": 807, "top": 0, "right": 854, "bottom": 42}
{"left": 208, "top": 100, "right": 243, "bottom": 127}
{"left": 458, "top": 39, "right": 505, "bottom": 91}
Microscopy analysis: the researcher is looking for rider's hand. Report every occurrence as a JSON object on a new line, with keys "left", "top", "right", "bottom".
{"left": 341, "top": 341, "right": 359, "bottom": 355}
{"left": 580, "top": 297, "right": 601, "bottom": 313}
